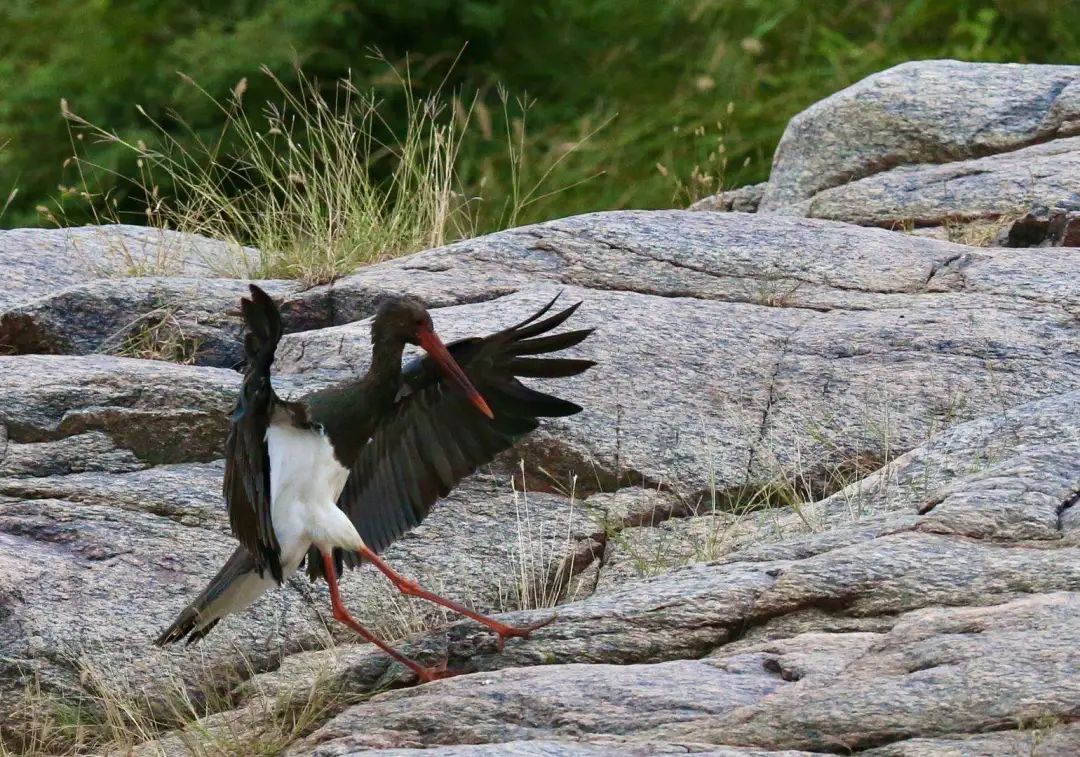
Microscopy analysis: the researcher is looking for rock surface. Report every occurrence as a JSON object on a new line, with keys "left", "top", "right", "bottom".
{"left": 108, "top": 219, "right": 1077, "bottom": 753}
{"left": 0, "top": 224, "right": 259, "bottom": 308}
{"left": 273, "top": 210, "right": 1080, "bottom": 499}
{"left": 0, "top": 355, "right": 239, "bottom": 467}
{"left": 279, "top": 388, "right": 1080, "bottom": 752}
{"left": 283, "top": 419, "right": 1080, "bottom": 752}
{"left": 777, "top": 135, "right": 1080, "bottom": 230}
{"left": 1, "top": 60, "right": 1079, "bottom": 756}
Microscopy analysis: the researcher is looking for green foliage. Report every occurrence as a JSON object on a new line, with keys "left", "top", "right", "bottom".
{"left": 2, "top": 0, "right": 1080, "bottom": 231}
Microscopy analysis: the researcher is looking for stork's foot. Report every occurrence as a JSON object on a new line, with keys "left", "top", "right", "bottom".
{"left": 414, "top": 657, "right": 456, "bottom": 683}
{"left": 357, "top": 545, "right": 560, "bottom": 651}
{"left": 489, "top": 613, "right": 557, "bottom": 651}
{"left": 322, "top": 552, "right": 459, "bottom": 686}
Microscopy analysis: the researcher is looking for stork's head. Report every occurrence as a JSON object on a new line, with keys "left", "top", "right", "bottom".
{"left": 372, "top": 295, "right": 493, "bottom": 419}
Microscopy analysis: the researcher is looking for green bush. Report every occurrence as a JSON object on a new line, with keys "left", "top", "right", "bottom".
{"left": 2, "top": 0, "right": 1079, "bottom": 232}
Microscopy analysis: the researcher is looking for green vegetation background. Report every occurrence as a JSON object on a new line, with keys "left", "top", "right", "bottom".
{"left": 1, "top": 0, "right": 1077, "bottom": 231}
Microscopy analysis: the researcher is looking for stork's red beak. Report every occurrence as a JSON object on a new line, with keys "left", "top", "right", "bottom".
{"left": 417, "top": 326, "right": 495, "bottom": 419}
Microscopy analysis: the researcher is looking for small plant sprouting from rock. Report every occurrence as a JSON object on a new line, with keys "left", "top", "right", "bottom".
{"left": 0, "top": 139, "right": 16, "bottom": 225}
{"left": 607, "top": 395, "right": 910, "bottom": 582}
{"left": 94, "top": 232, "right": 184, "bottom": 279}
{"left": 357, "top": 577, "right": 453, "bottom": 645}
{"left": 943, "top": 214, "right": 1020, "bottom": 247}
{"left": 754, "top": 275, "right": 803, "bottom": 309}
{"left": 113, "top": 307, "right": 203, "bottom": 365}
{"left": 498, "top": 460, "right": 584, "bottom": 612}
{"left": 657, "top": 101, "right": 750, "bottom": 207}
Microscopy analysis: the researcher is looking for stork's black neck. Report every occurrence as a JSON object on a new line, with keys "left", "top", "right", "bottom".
{"left": 304, "top": 329, "right": 409, "bottom": 467}
{"left": 367, "top": 328, "right": 408, "bottom": 395}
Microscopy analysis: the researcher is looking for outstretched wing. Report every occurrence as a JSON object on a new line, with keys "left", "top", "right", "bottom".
{"left": 336, "top": 295, "right": 594, "bottom": 565}
{"left": 223, "top": 285, "right": 288, "bottom": 582}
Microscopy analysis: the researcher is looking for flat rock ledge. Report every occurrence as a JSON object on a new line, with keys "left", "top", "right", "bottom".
{"left": 119, "top": 386, "right": 1079, "bottom": 756}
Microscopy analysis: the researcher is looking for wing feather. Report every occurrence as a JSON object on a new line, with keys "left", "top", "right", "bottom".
{"left": 510, "top": 329, "right": 594, "bottom": 355}
{"left": 336, "top": 297, "right": 594, "bottom": 557}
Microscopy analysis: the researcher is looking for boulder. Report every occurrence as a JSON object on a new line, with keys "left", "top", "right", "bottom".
{"left": 0, "top": 354, "right": 238, "bottom": 466}
{"left": 862, "top": 724, "right": 1080, "bottom": 756}
{"left": 759, "top": 60, "right": 1080, "bottom": 210}
{"left": 0, "top": 428, "right": 142, "bottom": 478}
{"left": 775, "top": 135, "right": 1080, "bottom": 231}
{"left": 321, "top": 744, "right": 820, "bottom": 756}
{"left": 734, "top": 61, "right": 1080, "bottom": 244}
{"left": 825, "top": 389, "right": 1080, "bottom": 542}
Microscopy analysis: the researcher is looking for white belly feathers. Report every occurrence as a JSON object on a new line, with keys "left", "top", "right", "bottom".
{"left": 265, "top": 423, "right": 360, "bottom": 565}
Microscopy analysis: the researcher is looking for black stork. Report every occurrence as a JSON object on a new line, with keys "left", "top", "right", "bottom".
{"left": 155, "top": 285, "right": 593, "bottom": 682}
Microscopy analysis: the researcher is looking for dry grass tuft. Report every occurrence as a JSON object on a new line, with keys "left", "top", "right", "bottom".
{"left": 97, "top": 235, "right": 185, "bottom": 278}
{"left": 59, "top": 58, "right": 599, "bottom": 285}
{"left": 943, "top": 214, "right": 1021, "bottom": 247}
{"left": 4, "top": 657, "right": 168, "bottom": 756}
{"left": 1, "top": 641, "right": 360, "bottom": 757}
{"left": 497, "top": 461, "right": 583, "bottom": 612}
{"left": 359, "top": 578, "right": 453, "bottom": 644}
{"left": 111, "top": 306, "right": 203, "bottom": 364}
{"left": 607, "top": 393, "right": 913, "bottom": 580}
{"left": 63, "top": 62, "right": 471, "bottom": 286}
{"left": 657, "top": 101, "right": 746, "bottom": 207}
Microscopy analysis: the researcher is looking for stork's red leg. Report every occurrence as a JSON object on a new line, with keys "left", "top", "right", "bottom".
{"left": 321, "top": 552, "right": 451, "bottom": 683}
{"left": 356, "top": 545, "right": 555, "bottom": 650}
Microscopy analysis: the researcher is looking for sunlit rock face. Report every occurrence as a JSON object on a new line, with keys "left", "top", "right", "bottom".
{"left": 3, "top": 61, "right": 1080, "bottom": 756}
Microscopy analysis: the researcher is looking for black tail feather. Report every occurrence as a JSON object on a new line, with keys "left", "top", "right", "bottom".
{"left": 155, "top": 548, "right": 255, "bottom": 646}
{"left": 500, "top": 380, "right": 584, "bottom": 417}
{"left": 241, "top": 285, "right": 283, "bottom": 365}
{"left": 510, "top": 301, "right": 582, "bottom": 342}
{"left": 507, "top": 300, "right": 578, "bottom": 343}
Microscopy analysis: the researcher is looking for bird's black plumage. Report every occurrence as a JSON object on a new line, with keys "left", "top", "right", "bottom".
{"left": 222, "top": 285, "right": 290, "bottom": 583}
